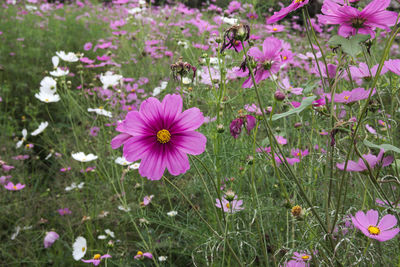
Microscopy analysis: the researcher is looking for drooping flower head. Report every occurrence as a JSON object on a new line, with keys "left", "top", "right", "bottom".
{"left": 318, "top": 0, "right": 398, "bottom": 38}
{"left": 134, "top": 251, "right": 153, "bottom": 260}
{"left": 111, "top": 94, "right": 206, "bottom": 180}
{"left": 351, "top": 209, "right": 399, "bottom": 241}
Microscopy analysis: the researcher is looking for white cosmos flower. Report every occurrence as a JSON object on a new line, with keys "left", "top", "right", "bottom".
{"left": 50, "top": 67, "right": 69, "bottom": 77}
{"left": 129, "top": 162, "right": 140, "bottom": 170}
{"left": 40, "top": 76, "right": 57, "bottom": 90}
{"left": 31, "top": 122, "right": 48, "bottom": 136}
{"left": 52, "top": 56, "right": 59, "bottom": 68}
{"left": 128, "top": 7, "right": 143, "bottom": 14}
{"left": 177, "top": 40, "right": 189, "bottom": 49}
{"left": 35, "top": 87, "right": 60, "bottom": 103}
{"left": 71, "top": 152, "right": 98, "bottom": 162}
{"left": 182, "top": 77, "right": 192, "bottom": 85}
{"left": 100, "top": 71, "right": 123, "bottom": 89}
{"left": 10, "top": 226, "right": 21, "bottom": 240}
{"left": 65, "top": 182, "right": 84, "bottom": 191}
{"left": 56, "top": 51, "right": 79, "bottom": 62}
{"left": 88, "top": 108, "right": 112, "bottom": 118}
{"left": 158, "top": 256, "right": 168, "bottom": 262}
{"left": 114, "top": 156, "right": 132, "bottom": 166}
{"left": 152, "top": 81, "right": 168, "bottom": 96}
{"left": 118, "top": 205, "right": 131, "bottom": 212}
{"left": 105, "top": 229, "right": 115, "bottom": 238}
{"left": 167, "top": 210, "right": 178, "bottom": 217}
{"left": 16, "top": 129, "right": 28, "bottom": 148}
{"left": 98, "top": 235, "right": 107, "bottom": 240}
{"left": 221, "top": 17, "right": 238, "bottom": 25}
{"left": 72, "top": 236, "right": 87, "bottom": 261}
{"left": 45, "top": 153, "right": 52, "bottom": 160}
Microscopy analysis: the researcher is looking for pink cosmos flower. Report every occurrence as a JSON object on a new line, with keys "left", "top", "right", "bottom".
{"left": 229, "top": 115, "right": 256, "bottom": 138}
{"left": 111, "top": 94, "right": 207, "bottom": 180}
{"left": 291, "top": 149, "right": 309, "bottom": 158}
{"left": 82, "top": 254, "right": 111, "bottom": 266}
{"left": 2, "top": 164, "right": 15, "bottom": 172}
{"left": 318, "top": 0, "right": 398, "bottom": 38}
{"left": 378, "top": 120, "right": 390, "bottom": 129}
{"left": 58, "top": 208, "right": 72, "bottom": 216}
{"left": 324, "top": 87, "right": 375, "bottom": 104}
{"left": 384, "top": 59, "right": 400, "bottom": 76}
{"left": 349, "top": 63, "right": 388, "bottom": 84}
{"left": 83, "top": 42, "right": 92, "bottom": 51}
{"left": 134, "top": 251, "right": 153, "bottom": 260}
{"left": 141, "top": 195, "right": 154, "bottom": 206}
{"left": 266, "top": 0, "right": 309, "bottom": 24}
{"left": 44, "top": 231, "right": 59, "bottom": 248}
{"left": 351, "top": 209, "right": 399, "bottom": 241}
{"left": 215, "top": 196, "right": 244, "bottom": 213}
{"left": 336, "top": 149, "right": 393, "bottom": 172}
{"left": 265, "top": 25, "right": 285, "bottom": 33}
{"left": 241, "top": 37, "right": 283, "bottom": 88}
{"left": 292, "top": 252, "right": 312, "bottom": 263}
{"left": 4, "top": 182, "right": 25, "bottom": 191}
{"left": 281, "top": 260, "right": 308, "bottom": 267}
{"left": 276, "top": 136, "right": 287, "bottom": 145}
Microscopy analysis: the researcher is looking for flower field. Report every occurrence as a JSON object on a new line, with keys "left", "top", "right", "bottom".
{"left": 1, "top": 0, "right": 400, "bottom": 266}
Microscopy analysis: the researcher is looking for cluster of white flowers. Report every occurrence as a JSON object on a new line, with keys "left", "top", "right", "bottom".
{"left": 152, "top": 81, "right": 168, "bottom": 96}
{"left": 100, "top": 71, "right": 123, "bottom": 89}
{"left": 35, "top": 76, "right": 60, "bottom": 103}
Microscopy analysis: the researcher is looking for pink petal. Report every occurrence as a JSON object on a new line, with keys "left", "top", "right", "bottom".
{"left": 362, "top": 0, "right": 390, "bottom": 16}
{"left": 161, "top": 94, "right": 182, "bottom": 127}
{"left": 123, "top": 136, "right": 153, "bottom": 162}
{"left": 111, "top": 133, "right": 131, "bottom": 149}
{"left": 366, "top": 210, "right": 379, "bottom": 226}
{"left": 354, "top": 211, "right": 370, "bottom": 229}
{"left": 378, "top": 214, "right": 398, "bottom": 231}
{"left": 375, "top": 228, "right": 399, "bottom": 242}
{"left": 173, "top": 131, "right": 207, "bottom": 155}
{"left": 165, "top": 147, "right": 190, "bottom": 176}
{"left": 139, "top": 97, "right": 163, "bottom": 128}
{"left": 120, "top": 111, "right": 152, "bottom": 136}
{"left": 263, "top": 37, "right": 281, "bottom": 59}
{"left": 247, "top": 47, "right": 264, "bottom": 61}
{"left": 172, "top": 107, "right": 204, "bottom": 133}
{"left": 139, "top": 144, "right": 167, "bottom": 180}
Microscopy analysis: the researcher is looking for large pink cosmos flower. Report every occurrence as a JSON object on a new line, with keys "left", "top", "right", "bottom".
{"left": 111, "top": 94, "right": 206, "bottom": 180}
{"left": 351, "top": 209, "right": 399, "bottom": 242}
{"left": 241, "top": 37, "right": 283, "bottom": 88}
{"left": 266, "top": 0, "right": 309, "bottom": 24}
{"left": 318, "top": 0, "right": 398, "bottom": 38}
{"left": 336, "top": 149, "right": 393, "bottom": 172}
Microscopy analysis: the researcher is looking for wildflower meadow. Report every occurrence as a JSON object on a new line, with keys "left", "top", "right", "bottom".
{"left": 2, "top": 0, "right": 400, "bottom": 266}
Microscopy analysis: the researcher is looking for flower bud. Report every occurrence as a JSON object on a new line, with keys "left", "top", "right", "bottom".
{"left": 274, "top": 90, "right": 285, "bottom": 101}
{"left": 225, "top": 189, "right": 235, "bottom": 202}
{"left": 217, "top": 124, "right": 224, "bottom": 133}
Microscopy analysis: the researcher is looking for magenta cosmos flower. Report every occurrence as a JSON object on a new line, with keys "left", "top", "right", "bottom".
{"left": 337, "top": 149, "right": 393, "bottom": 172}
{"left": 111, "top": 94, "right": 206, "bottom": 180}
{"left": 134, "top": 251, "right": 153, "bottom": 260}
{"left": 318, "top": 0, "right": 398, "bottom": 38}
{"left": 267, "top": 0, "right": 309, "bottom": 24}
{"left": 324, "top": 87, "right": 375, "bottom": 104}
{"left": 4, "top": 182, "right": 25, "bottom": 191}
{"left": 351, "top": 209, "right": 399, "bottom": 241}
{"left": 82, "top": 254, "right": 111, "bottom": 266}
{"left": 241, "top": 36, "right": 283, "bottom": 88}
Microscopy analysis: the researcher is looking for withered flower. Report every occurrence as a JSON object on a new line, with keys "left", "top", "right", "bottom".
{"left": 221, "top": 24, "right": 250, "bottom": 53}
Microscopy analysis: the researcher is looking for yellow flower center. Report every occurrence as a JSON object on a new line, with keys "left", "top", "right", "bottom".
{"left": 273, "top": 27, "right": 278, "bottom": 31}
{"left": 13, "top": 186, "right": 17, "bottom": 190}
{"left": 128, "top": 107, "right": 132, "bottom": 111}
{"left": 82, "top": 247, "right": 86, "bottom": 252}
{"left": 157, "top": 129, "right": 171, "bottom": 144}
{"left": 99, "top": 106, "right": 103, "bottom": 109}
{"left": 344, "top": 96, "right": 350, "bottom": 100}
{"left": 283, "top": 56, "right": 288, "bottom": 60}
{"left": 93, "top": 254, "right": 101, "bottom": 260}
{"left": 137, "top": 251, "right": 143, "bottom": 256}
{"left": 381, "top": 122, "right": 386, "bottom": 126}
{"left": 295, "top": 0, "right": 305, "bottom": 3}
{"left": 226, "top": 203, "right": 230, "bottom": 209}
{"left": 296, "top": 152, "right": 300, "bottom": 157}
{"left": 45, "top": 98, "right": 49, "bottom": 102}
{"left": 301, "top": 255, "right": 310, "bottom": 260}
{"left": 368, "top": 225, "right": 380, "bottom": 235}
